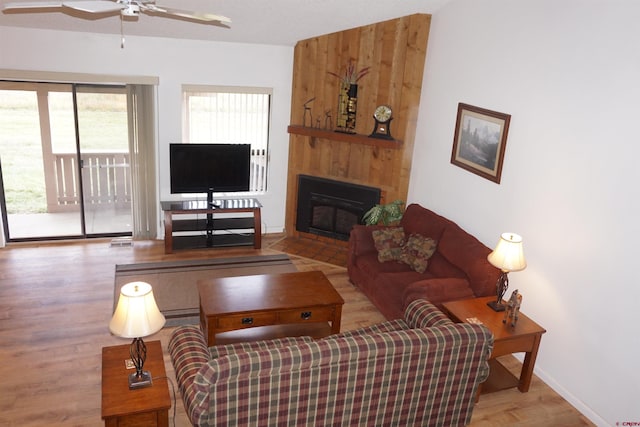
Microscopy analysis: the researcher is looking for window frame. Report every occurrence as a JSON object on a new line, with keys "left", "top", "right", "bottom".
{"left": 182, "top": 85, "right": 272, "bottom": 195}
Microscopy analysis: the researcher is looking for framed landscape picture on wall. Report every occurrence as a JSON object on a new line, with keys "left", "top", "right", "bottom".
{"left": 451, "top": 103, "right": 511, "bottom": 184}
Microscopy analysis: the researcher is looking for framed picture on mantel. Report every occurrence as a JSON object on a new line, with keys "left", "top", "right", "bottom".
{"left": 451, "top": 103, "right": 511, "bottom": 184}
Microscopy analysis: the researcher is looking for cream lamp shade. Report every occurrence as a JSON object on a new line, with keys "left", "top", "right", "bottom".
{"left": 486, "top": 232, "right": 526, "bottom": 312}
{"left": 487, "top": 233, "right": 527, "bottom": 272}
{"left": 109, "top": 281, "right": 166, "bottom": 338}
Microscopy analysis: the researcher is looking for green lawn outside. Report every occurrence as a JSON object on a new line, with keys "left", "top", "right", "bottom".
{"left": 0, "top": 90, "right": 128, "bottom": 213}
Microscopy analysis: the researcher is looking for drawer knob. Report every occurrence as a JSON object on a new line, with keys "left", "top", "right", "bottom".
{"left": 241, "top": 317, "right": 254, "bottom": 325}
{"left": 301, "top": 311, "right": 312, "bottom": 320}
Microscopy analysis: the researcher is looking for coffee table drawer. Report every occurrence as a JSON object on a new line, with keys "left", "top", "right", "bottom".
{"left": 278, "top": 306, "right": 334, "bottom": 324}
{"left": 217, "top": 312, "right": 277, "bottom": 331}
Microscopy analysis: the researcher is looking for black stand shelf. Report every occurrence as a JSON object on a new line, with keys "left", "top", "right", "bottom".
{"left": 161, "top": 198, "right": 262, "bottom": 253}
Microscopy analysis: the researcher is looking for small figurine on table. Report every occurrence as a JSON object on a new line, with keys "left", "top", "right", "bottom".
{"left": 503, "top": 289, "right": 522, "bottom": 327}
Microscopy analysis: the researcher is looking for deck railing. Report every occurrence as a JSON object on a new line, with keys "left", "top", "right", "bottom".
{"left": 50, "top": 152, "right": 131, "bottom": 213}
{"left": 49, "top": 148, "right": 267, "bottom": 212}
{"left": 250, "top": 148, "right": 267, "bottom": 193}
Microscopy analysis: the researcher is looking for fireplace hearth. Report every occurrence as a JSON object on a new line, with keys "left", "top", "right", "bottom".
{"left": 296, "top": 175, "right": 381, "bottom": 241}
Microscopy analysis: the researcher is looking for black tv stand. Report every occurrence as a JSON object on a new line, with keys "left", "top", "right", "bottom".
{"left": 161, "top": 198, "right": 262, "bottom": 253}
{"left": 206, "top": 189, "right": 221, "bottom": 208}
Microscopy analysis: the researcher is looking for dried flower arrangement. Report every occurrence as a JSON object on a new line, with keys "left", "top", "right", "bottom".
{"left": 328, "top": 59, "right": 370, "bottom": 85}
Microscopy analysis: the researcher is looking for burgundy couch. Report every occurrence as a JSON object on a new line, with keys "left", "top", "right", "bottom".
{"left": 348, "top": 203, "right": 500, "bottom": 319}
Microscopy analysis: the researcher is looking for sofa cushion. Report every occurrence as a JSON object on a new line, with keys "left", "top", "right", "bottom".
{"left": 399, "top": 234, "right": 438, "bottom": 273}
{"left": 368, "top": 272, "right": 436, "bottom": 319}
{"left": 426, "top": 252, "right": 468, "bottom": 278}
{"left": 400, "top": 204, "right": 450, "bottom": 241}
{"left": 438, "top": 225, "right": 497, "bottom": 297}
{"left": 324, "top": 318, "right": 410, "bottom": 339}
{"left": 355, "top": 252, "right": 415, "bottom": 278}
{"left": 372, "top": 227, "right": 406, "bottom": 262}
{"left": 209, "top": 336, "right": 314, "bottom": 359}
{"left": 403, "top": 278, "right": 475, "bottom": 309}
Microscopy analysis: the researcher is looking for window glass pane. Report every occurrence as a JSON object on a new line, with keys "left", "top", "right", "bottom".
{"left": 0, "top": 89, "right": 46, "bottom": 214}
{"left": 182, "top": 88, "right": 270, "bottom": 193}
{"left": 49, "top": 91, "right": 76, "bottom": 153}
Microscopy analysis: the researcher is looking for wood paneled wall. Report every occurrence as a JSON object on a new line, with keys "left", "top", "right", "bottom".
{"left": 285, "top": 14, "right": 431, "bottom": 236}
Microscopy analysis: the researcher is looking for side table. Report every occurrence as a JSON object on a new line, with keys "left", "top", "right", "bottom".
{"left": 101, "top": 340, "right": 171, "bottom": 427}
{"left": 442, "top": 296, "right": 546, "bottom": 394}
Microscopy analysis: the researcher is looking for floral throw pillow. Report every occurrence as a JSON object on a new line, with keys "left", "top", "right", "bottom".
{"left": 372, "top": 227, "right": 406, "bottom": 262}
{"left": 400, "top": 234, "right": 438, "bottom": 273}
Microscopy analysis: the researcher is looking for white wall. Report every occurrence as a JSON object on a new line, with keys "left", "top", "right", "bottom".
{"left": 410, "top": 0, "right": 640, "bottom": 425}
{"left": 0, "top": 26, "right": 293, "bottom": 236}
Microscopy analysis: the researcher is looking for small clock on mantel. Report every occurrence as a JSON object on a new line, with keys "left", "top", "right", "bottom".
{"left": 369, "top": 105, "right": 394, "bottom": 140}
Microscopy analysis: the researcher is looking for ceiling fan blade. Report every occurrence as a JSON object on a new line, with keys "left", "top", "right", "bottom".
{"left": 143, "top": 4, "right": 231, "bottom": 23}
{"left": 61, "top": 0, "right": 123, "bottom": 13}
{"left": 3, "top": 1, "right": 63, "bottom": 11}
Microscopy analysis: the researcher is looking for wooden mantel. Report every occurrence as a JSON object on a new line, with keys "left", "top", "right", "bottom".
{"left": 287, "top": 125, "right": 402, "bottom": 149}
{"left": 285, "top": 14, "right": 431, "bottom": 237}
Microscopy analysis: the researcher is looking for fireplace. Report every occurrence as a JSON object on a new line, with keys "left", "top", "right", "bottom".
{"left": 296, "top": 175, "right": 381, "bottom": 241}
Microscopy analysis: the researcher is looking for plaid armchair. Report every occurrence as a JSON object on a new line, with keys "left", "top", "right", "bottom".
{"left": 169, "top": 299, "right": 493, "bottom": 427}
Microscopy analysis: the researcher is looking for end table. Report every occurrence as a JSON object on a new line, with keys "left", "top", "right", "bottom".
{"left": 442, "top": 296, "right": 546, "bottom": 394}
{"left": 101, "top": 340, "right": 171, "bottom": 427}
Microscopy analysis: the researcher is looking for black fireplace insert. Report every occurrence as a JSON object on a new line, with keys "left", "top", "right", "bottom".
{"left": 296, "top": 175, "right": 381, "bottom": 241}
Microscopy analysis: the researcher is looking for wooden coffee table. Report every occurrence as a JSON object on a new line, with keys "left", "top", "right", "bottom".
{"left": 198, "top": 270, "right": 344, "bottom": 346}
{"left": 442, "top": 296, "right": 546, "bottom": 394}
{"left": 101, "top": 340, "right": 171, "bottom": 427}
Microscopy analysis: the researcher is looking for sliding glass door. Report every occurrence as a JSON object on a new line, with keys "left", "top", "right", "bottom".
{"left": 0, "top": 82, "right": 132, "bottom": 241}
{"left": 76, "top": 86, "right": 132, "bottom": 235}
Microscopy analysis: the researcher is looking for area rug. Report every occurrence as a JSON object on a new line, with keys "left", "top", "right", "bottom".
{"left": 113, "top": 254, "right": 297, "bottom": 326}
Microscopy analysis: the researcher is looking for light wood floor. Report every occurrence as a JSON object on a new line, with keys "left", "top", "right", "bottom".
{"left": 0, "top": 237, "right": 593, "bottom": 426}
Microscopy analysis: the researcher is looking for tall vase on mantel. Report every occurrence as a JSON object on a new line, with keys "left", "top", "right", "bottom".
{"left": 336, "top": 82, "right": 358, "bottom": 134}
{"left": 330, "top": 60, "right": 368, "bottom": 134}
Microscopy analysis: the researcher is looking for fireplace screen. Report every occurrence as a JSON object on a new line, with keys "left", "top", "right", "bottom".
{"left": 296, "top": 175, "right": 380, "bottom": 241}
{"left": 310, "top": 196, "right": 360, "bottom": 235}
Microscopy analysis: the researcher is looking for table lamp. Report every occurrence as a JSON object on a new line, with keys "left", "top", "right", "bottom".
{"left": 109, "top": 281, "right": 166, "bottom": 389}
{"left": 487, "top": 233, "right": 527, "bottom": 312}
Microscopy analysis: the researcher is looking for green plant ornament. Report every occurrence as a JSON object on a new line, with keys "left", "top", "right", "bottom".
{"left": 362, "top": 200, "right": 405, "bottom": 225}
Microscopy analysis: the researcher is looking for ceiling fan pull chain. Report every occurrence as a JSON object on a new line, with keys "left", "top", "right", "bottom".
{"left": 120, "top": 15, "right": 125, "bottom": 49}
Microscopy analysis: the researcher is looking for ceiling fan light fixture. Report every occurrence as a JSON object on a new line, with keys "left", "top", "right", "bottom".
{"left": 121, "top": 4, "right": 139, "bottom": 16}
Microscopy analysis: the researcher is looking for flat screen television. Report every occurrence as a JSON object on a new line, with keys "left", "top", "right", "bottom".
{"left": 170, "top": 143, "right": 251, "bottom": 201}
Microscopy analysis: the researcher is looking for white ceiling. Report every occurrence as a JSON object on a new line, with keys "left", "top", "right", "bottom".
{"left": 0, "top": 0, "right": 449, "bottom": 46}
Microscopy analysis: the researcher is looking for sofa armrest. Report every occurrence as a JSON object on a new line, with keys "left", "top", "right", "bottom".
{"left": 169, "top": 326, "right": 210, "bottom": 391}
{"left": 403, "top": 299, "right": 453, "bottom": 328}
{"left": 349, "top": 224, "right": 384, "bottom": 257}
{"left": 169, "top": 328, "right": 314, "bottom": 426}
{"left": 168, "top": 325, "right": 211, "bottom": 425}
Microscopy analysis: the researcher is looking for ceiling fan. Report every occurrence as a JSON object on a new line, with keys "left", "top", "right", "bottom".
{"left": 2, "top": 0, "right": 231, "bottom": 24}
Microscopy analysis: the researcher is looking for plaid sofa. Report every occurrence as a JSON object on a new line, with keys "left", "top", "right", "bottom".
{"left": 169, "top": 299, "right": 493, "bottom": 427}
